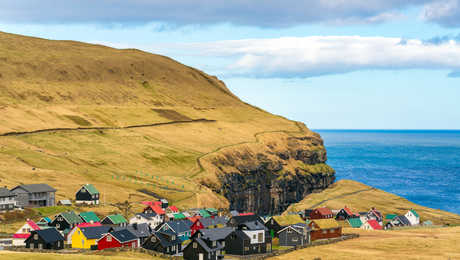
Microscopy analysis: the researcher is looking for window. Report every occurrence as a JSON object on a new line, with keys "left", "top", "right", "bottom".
{"left": 287, "top": 229, "right": 292, "bottom": 233}
{"left": 172, "top": 235, "right": 176, "bottom": 240}
{"left": 193, "top": 242, "right": 197, "bottom": 249}
{"left": 56, "top": 224, "right": 60, "bottom": 229}
{"left": 34, "top": 234, "right": 38, "bottom": 240}
{"left": 212, "top": 241, "right": 216, "bottom": 247}
{"left": 151, "top": 236, "right": 157, "bottom": 243}
{"left": 132, "top": 242, "right": 136, "bottom": 248}
{"left": 221, "top": 241, "right": 225, "bottom": 246}
{"left": 253, "top": 234, "right": 256, "bottom": 239}
{"left": 322, "top": 230, "right": 327, "bottom": 234}
{"left": 330, "top": 229, "right": 335, "bottom": 233}
{"left": 78, "top": 230, "right": 80, "bottom": 235}
{"left": 267, "top": 243, "right": 271, "bottom": 252}
{"left": 22, "top": 228, "right": 26, "bottom": 233}
{"left": 292, "top": 237, "right": 298, "bottom": 242}
{"left": 107, "top": 236, "right": 112, "bottom": 242}
{"left": 258, "top": 232, "right": 263, "bottom": 243}
{"left": 244, "top": 246, "right": 249, "bottom": 251}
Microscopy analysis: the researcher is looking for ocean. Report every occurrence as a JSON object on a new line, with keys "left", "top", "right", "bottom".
{"left": 315, "top": 130, "right": 460, "bottom": 215}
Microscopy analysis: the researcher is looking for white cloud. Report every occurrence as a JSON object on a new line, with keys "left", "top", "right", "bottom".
{"left": 168, "top": 36, "right": 460, "bottom": 78}
{"left": 422, "top": 0, "right": 460, "bottom": 27}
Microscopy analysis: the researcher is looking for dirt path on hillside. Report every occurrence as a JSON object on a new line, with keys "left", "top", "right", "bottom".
{"left": 0, "top": 118, "right": 216, "bottom": 137}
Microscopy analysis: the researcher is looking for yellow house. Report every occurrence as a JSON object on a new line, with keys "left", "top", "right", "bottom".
{"left": 71, "top": 226, "right": 111, "bottom": 249}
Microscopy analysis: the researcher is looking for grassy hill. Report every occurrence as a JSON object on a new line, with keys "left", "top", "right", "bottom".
{"left": 0, "top": 31, "right": 322, "bottom": 215}
{"left": 284, "top": 179, "right": 460, "bottom": 225}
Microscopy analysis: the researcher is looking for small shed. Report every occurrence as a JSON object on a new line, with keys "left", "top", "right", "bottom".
{"left": 57, "top": 200, "right": 72, "bottom": 206}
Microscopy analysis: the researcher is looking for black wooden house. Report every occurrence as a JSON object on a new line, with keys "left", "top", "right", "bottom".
{"left": 183, "top": 237, "right": 224, "bottom": 260}
{"left": 75, "top": 184, "right": 100, "bottom": 205}
{"left": 142, "top": 230, "right": 182, "bottom": 255}
{"left": 264, "top": 217, "right": 283, "bottom": 238}
{"left": 25, "top": 228, "right": 64, "bottom": 250}
{"left": 49, "top": 211, "right": 83, "bottom": 231}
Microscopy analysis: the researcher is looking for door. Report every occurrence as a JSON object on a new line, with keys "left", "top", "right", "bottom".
{"left": 199, "top": 253, "right": 204, "bottom": 260}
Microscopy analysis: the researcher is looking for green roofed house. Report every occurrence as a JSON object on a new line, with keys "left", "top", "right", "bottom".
{"left": 76, "top": 184, "right": 100, "bottom": 205}
{"left": 385, "top": 214, "right": 397, "bottom": 221}
{"left": 206, "top": 208, "right": 218, "bottom": 216}
{"left": 101, "top": 214, "right": 127, "bottom": 227}
{"left": 79, "top": 211, "right": 100, "bottom": 223}
{"left": 405, "top": 209, "right": 420, "bottom": 226}
{"left": 173, "top": 213, "right": 186, "bottom": 220}
{"left": 50, "top": 211, "right": 83, "bottom": 231}
{"left": 347, "top": 218, "right": 363, "bottom": 228}
{"left": 199, "top": 209, "right": 211, "bottom": 218}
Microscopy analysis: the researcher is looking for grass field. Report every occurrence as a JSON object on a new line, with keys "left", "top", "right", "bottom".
{"left": 269, "top": 226, "right": 460, "bottom": 260}
{"left": 0, "top": 251, "right": 164, "bottom": 260}
{"left": 285, "top": 179, "right": 460, "bottom": 225}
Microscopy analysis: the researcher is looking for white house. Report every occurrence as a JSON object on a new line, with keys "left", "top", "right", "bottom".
{"left": 129, "top": 213, "right": 162, "bottom": 229}
{"left": 404, "top": 209, "right": 420, "bottom": 226}
{"left": 12, "top": 220, "right": 41, "bottom": 246}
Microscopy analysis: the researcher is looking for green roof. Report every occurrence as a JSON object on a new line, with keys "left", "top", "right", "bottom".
{"left": 106, "top": 214, "right": 127, "bottom": 224}
{"left": 82, "top": 184, "right": 99, "bottom": 195}
{"left": 385, "top": 214, "right": 397, "bottom": 220}
{"left": 206, "top": 208, "right": 218, "bottom": 213}
{"left": 60, "top": 211, "right": 83, "bottom": 224}
{"left": 199, "top": 209, "right": 211, "bottom": 218}
{"left": 79, "top": 211, "right": 100, "bottom": 223}
{"left": 410, "top": 209, "right": 420, "bottom": 218}
{"left": 173, "top": 213, "right": 186, "bottom": 219}
{"left": 347, "top": 218, "right": 363, "bottom": 228}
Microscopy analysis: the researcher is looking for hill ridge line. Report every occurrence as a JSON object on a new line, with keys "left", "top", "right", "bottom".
{"left": 0, "top": 118, "right": 216, "bottom": 137}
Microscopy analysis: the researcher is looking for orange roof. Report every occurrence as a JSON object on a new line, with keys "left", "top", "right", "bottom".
{"left": 168, "top": 206, "right": 179, "bottom": 212}
{"left": 239, "top": 212, "right": 254, "bottom": 216}
{"left": 366, "top": 219, "right": 382, "bottom": 230}
{"left": 316, "top": 207, "right": 333, "bottom": 216}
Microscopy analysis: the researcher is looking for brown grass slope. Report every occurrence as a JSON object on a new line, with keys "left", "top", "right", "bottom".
{"left": 0, "top": 31, "right": 315, "bottom": 215}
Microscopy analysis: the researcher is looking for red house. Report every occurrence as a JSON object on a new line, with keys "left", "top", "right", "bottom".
{"left": 190, "top": 219, "right": 205, "bottom": 236}
{"left": 310, "top": 207, "right": 333, "bottom": 219}
{"left": 97, "top": 229, "right": 139, "bottom": 250}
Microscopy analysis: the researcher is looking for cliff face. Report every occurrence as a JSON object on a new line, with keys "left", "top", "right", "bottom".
{"left": 199, "top": 128, "right": 335, "bottom": 215}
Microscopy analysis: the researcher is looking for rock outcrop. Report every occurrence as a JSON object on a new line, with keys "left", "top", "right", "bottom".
{"left": 199, "top": 128, "right": 335, "bottom": 215}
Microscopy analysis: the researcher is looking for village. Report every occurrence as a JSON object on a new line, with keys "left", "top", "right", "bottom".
{"left": 0, "top": 182, "right": 433, "bottom": 259}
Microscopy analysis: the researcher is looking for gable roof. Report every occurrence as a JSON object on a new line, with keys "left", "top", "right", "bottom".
{"left": 0, "top": 187, "right": 15, "bottom": 197}
{"left": 59, "top": 211, "right": 83, "bottom": 224}
{"left": 58, "top": 199, "right": 72, "bottom": 205}
{"left": 366, "top": 219, "right": 382, "bottom": 230}
{"left": 195, "top": 227, "right": 234, "bottom": 241}
{"left": 114, "top": 223, "right": 151, "bottom": 238}
{"left": 347, "top": 218, "right": 363, "bottom": 228}
{"left": 80, "top": 184, "right": 99, "bottom": 195}
{"left": 77, "top": 222, "right": 102, "bottom": 228}
{"left": 193, "top": 237, "right": 222, "bottom": 253}
{"left": 228, "top": 215, "right": 263, "bottom": 226}
{"left": 396, "top": 215, "right": 411, "bottom": 226}
{"left": 168, "top": 206, "right": 178, "bottom": 212}
{"left": 409, "top": 209, "right": 420, "bottom": 218}
{"left": 385, "top": 214, "right": 397, "bottom": 220}
{"left": 199, "top": 209, "right": 211, "bottom": 218}
{"left": 173, "top": 213, "right": 186, "bottom": 220}
{"left": 80, "top": 226, "right": 112, "bottom": 239}
{"left": 315, "top": 207, "right": 333, "bottom": 216}
{"left": 273, "top": 215, "right": 304, "bottom": 226}
{"left": 12, "top": 184, "right": 57, "bottom": 193}
{"left": 239, "top": 220, "right": 267, "bottom": 231}
{"left": 163, "top": 220, "right": 193, "bottom": 234}
{"left": 38, "top": 217, "right": 52, "bottom": 224}
{"left": 135, "top": 213, "right": 157, "bottom": 220}
{"left": 26, "top": 220, "right": 41, "bottom": 231}
{"left": 79, "top": 212, "right": 100, "bottom": 223}
{"left": 278, "top": 224, "right": 311, "bottom": 234}
{"left": 151, "top": 231, "right": 182, "bottom": 247}
{"left": 200, "top": 216, "right": 227, "bottom": 227}
{"left": 310, "top": 219, "right": 340, "bottom": 230}
{"left": 206, "top": 208, "right": 218, "bottom": 213}
{"left": 146, "top": 205, "right": 165, "bottom": 215}
{"left": 104, "top": 214, "right": 127, "bottom": 224}
{"left": 34, "top": 228, "right": 64, "bottom": 243}
{"left": 109, "top": 229, "right": 138, "bottom": 243}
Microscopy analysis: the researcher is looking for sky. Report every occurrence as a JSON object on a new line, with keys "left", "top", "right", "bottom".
{"left": 1, "top": 1, "right": 460, "bottom": 129}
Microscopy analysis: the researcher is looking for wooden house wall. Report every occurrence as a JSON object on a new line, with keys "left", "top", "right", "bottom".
{"left": 310, "top": 227, "right": 342, "bottom": 241}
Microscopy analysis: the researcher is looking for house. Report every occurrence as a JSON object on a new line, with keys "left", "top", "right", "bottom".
{"left": 303, "top": 209, "right": 314, "bottom": 220}
{"left": 264, "top": 217, "right": 283, "bottom": 238}
{"left": 278, "top": 223, "right": 311, "bottom": 247}
{"left": 11, "top": 184, "right": 56, "bottom": 208}
{"left": 392, "top": 215, "right": 411, "bottom": 227}
{"left": 167, "top": 205, "right": 179, "bottom": 213}
{"left": 66, "top": 222, "right": 102, "bottom": 244}
{"left": 173, "top": 213, "right": 187, "bottom": 220}
{"left": 156, "top": 219, "right": 193, "bottom": 241}
{"left": 359, "top": 212, "right": 368, "bottom": 224}
{"left": 227, "top": 214, "right": 265, "bottom": 228}
{"left": 142, "top": 230, "right": 182, "bottom": 255}
{"left": 405, "top": 209, "right": 420, "bottom": 226}
{"left": 50, "top": 211, "right": 83, "bottom": 231}
{"left": 183, "top": 237, "right": 224, "bottom": 260}
{"left": 70, "top": 225, "right": 112, "bottom": 249}
{"left": 308, "top": 219, "right": 342, "bottom": 241}
{"left": 57, "top": 200, "right": 72, "bottom": 206}
{"left": 190, "top": 219, "right": 205, "bottom": 236}
{"left": 0, "top": 187, "right": 17, "bottom": 211}
{"left": 79, "top": 211, "right": 100, "bottom": 223}
{"left": 200, "top": 216, "right": 228, "bottom": 229}
{"left": 114, "top": 223, "right": 152, "bottom": 244}
{"left": 97, "top": 229, "right": 139, "bottom": 250}
{"left": 160, "top": 199, "right": 169, "bottom": 209}
{"left": 206, "top": 208, "right": 219, "bottom": 216}
{"left": 224, "top": 227, "right": 272, "bottom": 255}
{"left": 143, "top": 204, "right": 165, "bottom": 219}
{"left": 199, "top": 209, "right": 211, "bottom": 218}
{"left": 12, "top": 220, "right": 41, "bottom": 246}
{"left": 367, "top": 208, "right": 383, "bottom": 224}
{"left": 335, "top": 206, "right": 359, "bottom": 220}
{"left": 347, "top": 218, "right": 363, "bottom": 228}
{"left": 362, "top": 219, "right": 382, "bottom": 230}
{"left": 310, "top": 207, "right": 333, "bottom": 219}
{"left": 192, "top": 227, "right": 234, "bottom": 249}
{"left": 75, "top": 184, "right": 100, "bottom": 205}
{"left": 25, "top": 228, "right": 64, "bottom": 250}
{"left": 129, "top": 213, "right": 162, "bottom": 228}
{"left": 36, "top": 217, "right": 52, "bottom": 228}
{"left": 101, "top": 214, "right": 128, "bottom": 227}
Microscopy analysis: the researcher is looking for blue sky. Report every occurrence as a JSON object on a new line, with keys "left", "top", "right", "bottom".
{"left": 1, "top": 1, "right": 460, "bottom": 129}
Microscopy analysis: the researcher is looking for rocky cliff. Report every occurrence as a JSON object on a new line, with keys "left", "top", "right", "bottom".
{"left": 199, "top": 127, "right": 335, "bottom": 215}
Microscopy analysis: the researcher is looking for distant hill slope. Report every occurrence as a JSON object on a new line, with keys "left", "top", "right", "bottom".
{"left": 0, "top": 31, "right": 334, "bottom": 214}
{"left": 284, "top": 180, "right": 460, "bottom": 225}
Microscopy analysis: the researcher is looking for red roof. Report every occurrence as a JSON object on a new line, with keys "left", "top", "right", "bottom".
{"left": 168, "top": 206, "right": 179, "bottom": 212}
{"left": 142, "top": 201, "right": 162, "bottom": 207}
{"left": 26, "top": 220, "right": 40, "bottom": 231}
{"left": 146, "top": 205, "right": 165, "bottom": 215}
{"left": 316, "top": 207, "right": 333, "bottom": 216}
{"left": 366, "top": 219, "right": 382, "bottom": 230}
{"left": 238, "top": 212, "right": 254, "bottom": 216}
{"left": 343, "top": 207, "right": 354, "bottom": 216}
{"left": 77, "top": 222, "right": 102, "bottom": 228}
{"left": 13, "top": 233, "right": 30, "bottom": 239}
{"left": 187, "top": 216, "right": 201, "bottom": 223}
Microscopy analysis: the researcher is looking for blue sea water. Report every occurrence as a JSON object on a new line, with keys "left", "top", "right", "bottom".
{"left": 315, "top": 130, "right": 460, "bottom": 215}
